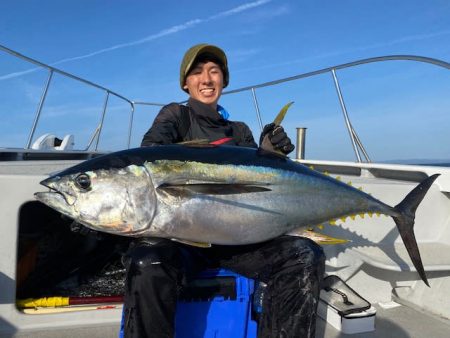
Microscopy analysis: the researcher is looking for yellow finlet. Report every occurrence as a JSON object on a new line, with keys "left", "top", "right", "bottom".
{"left": 324, "top": 171, "right": 329, "bottom": 176}
{"left": 359, "top": 213, "right": 365, "bottom": 219}
{"left": 340, "top": 216, "right": 347, "bottom": 222}
{"left": 368, "top": 212, "right": 373, "bottom": 218}
{"left": 309, "top": 165, "right": 315, "bottom": 170}
{"left": 347, "top": 181, "right": 353, "bottom": 186}
{"left": 329, "top": 219, "right": 337, "bottom": 225}
{"left": 317, "top": 224, "right": 324, "bottom": 230}
{"left": 335, "top": 176, "right": 341, "bottom": 181}
{"left": 350, "top": 214, "right": 356, "bottom": 220}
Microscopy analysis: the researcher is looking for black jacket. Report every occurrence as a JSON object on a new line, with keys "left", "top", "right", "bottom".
{"left": 141, "top": 98, "right": 257, "bottom": 147}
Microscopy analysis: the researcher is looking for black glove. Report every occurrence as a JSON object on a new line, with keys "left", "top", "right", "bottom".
{"left": 259, "top": 123, "right": 295, "bottom": 155}
{"left": 69, "top": 220, "right": 103, "bottom": 239}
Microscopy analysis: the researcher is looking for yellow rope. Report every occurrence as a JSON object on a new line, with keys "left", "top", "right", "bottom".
{"left": 17, "top": 297, "right": 70, "bottom": 308}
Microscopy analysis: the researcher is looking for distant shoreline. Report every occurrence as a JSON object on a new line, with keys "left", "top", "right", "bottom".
{"left": 382, "top": 159, "right": 450, "bottom": 166}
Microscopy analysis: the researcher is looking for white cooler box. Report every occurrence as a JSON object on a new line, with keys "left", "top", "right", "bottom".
{"left": 317, "top": 275, "right": 376, "bottom": 334}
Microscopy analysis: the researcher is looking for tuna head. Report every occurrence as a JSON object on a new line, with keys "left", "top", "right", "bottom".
{"left": 35, "top": 164, "right": 157, "bottom": 236}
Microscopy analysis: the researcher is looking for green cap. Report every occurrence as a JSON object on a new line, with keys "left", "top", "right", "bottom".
{"left": 179, "top": 44, "right": 229, "bottom": 92}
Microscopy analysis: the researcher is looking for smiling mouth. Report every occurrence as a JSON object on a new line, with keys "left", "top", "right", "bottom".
{"left": 200, "top": 88, "right": 215, "bottom": 94}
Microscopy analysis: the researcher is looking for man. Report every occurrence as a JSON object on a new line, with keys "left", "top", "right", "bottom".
{"left": 123, "top": 44, "right": 325, "bottom": 338}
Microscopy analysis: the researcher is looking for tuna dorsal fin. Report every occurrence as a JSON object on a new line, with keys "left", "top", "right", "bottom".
{"left": 170, "top": 238, "right": 211, "bottom": 248}
{"left": 256, "top": 147, "right": 288, "bottom": 159}
{"left": 178, "top": 139, "right": 212, "bottom": 147}
{"left": 273, "top": 101, "right": 294, "bottom": 126}
{"left": 259, "top": 101, "right": 294, "bottom": 157}
{"left": 158, "top": 183, "right": 271, "bottom": 196}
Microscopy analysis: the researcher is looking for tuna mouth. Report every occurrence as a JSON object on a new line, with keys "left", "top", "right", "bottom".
{"left": 35, "top": 177, "right": 77, "bottom": 206}
{"left": 35, "top": 190, "right": 66, "bottom": 206}
{"left": 34, "top": 190, "right": 78, "bottom": 224}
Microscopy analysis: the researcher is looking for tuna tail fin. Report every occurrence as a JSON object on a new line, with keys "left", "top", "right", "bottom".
{"left": 393, "top": 174, "right": 440, "bottom": 287}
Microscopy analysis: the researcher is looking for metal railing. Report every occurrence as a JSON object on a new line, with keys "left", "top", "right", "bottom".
{"left": 0, "top": 44, "right": 162, "bottom": 150}
{"left": 219, "top": 55, "right": 450, "bottom": 162}
{"left": 2, "top": 44, "right": 449, "bottom": 161}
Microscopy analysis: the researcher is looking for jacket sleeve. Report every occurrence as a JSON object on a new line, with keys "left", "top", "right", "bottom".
{"left": 141, "top": 103, "right": 183, "bottom": 146}
{"left": 232, "top": 121, "right": 258, "bottom": 148}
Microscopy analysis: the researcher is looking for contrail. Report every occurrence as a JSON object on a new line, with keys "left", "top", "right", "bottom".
{"left": 0, "top": 0, "right": 271, "bottom": 81}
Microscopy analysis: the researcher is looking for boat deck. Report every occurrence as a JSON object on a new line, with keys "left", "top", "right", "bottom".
{"left": 318, "top": 303, "right": 450, "bottom": 338}
{"left": 5, "top": 303, "right": 450, "bottom": 337}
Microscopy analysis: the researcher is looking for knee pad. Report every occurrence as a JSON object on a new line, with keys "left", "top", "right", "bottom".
{"left": 284, "top": 236, "right": 326, "bottom": 267}
{"left": 124, "top": 240, "right": 181, "bottom": 271}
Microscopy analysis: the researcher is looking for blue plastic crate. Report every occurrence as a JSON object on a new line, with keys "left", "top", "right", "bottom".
{"left": 176, "top": 269, "right": 257, "bottom": 338}
{"left": 119, "top": 269, "right": 257, "bottom": 338}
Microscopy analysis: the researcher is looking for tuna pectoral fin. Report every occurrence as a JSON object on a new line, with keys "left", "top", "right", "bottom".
{"left": 158, "top": 183, "right": 271, "bottom": 196}
{"left": 393, "top": 174, "right": 440, "bottom": 287}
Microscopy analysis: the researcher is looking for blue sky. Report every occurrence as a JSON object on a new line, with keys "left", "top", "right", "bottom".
{"left": 1, "top": 0, "right": 450, "bottom": 162}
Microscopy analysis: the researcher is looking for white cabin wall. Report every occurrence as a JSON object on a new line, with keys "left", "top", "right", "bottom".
{"left": 0, "top": 163, "right": 122, "bottom": 336}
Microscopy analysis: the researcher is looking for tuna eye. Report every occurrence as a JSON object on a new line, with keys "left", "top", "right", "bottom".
{"left": 75, "top": 174, "right": 91, "bottom": 190}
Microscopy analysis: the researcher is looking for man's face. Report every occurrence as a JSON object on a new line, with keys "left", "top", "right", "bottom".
{"left": 184, "top": 61, "right": 224, "bottom": 108}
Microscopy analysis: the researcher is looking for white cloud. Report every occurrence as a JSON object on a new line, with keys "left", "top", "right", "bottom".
{"left": 208, "top": 0, "right": 271, "bottom": 20}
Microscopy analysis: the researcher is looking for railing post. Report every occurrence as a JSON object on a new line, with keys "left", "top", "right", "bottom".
{"left": 85, "top": 124, "right": 100, "bottom": 151}
{"left": 330, "top": 68, "right": 363, "bottom": 163}
{"left": 352, "top": 129, "right": 371, "bottom": 162}
{"left": 127, "top": 102, "right": 135, "bottom": 149}
{"left": 296, "top": 127, "right": 307, "bottom": 160}
{"left": 251, "top": 88, "right": 264, "bottom": 131}
{"left": 25, "top": 69, "right": 54, "bottom": 148}
{"left": 95, "top": 91, "right": 110, "bottom": 151}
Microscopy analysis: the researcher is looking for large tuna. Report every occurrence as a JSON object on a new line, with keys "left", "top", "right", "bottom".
{"left": 35, "top": 144, "right": 438, "bottom": 286}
